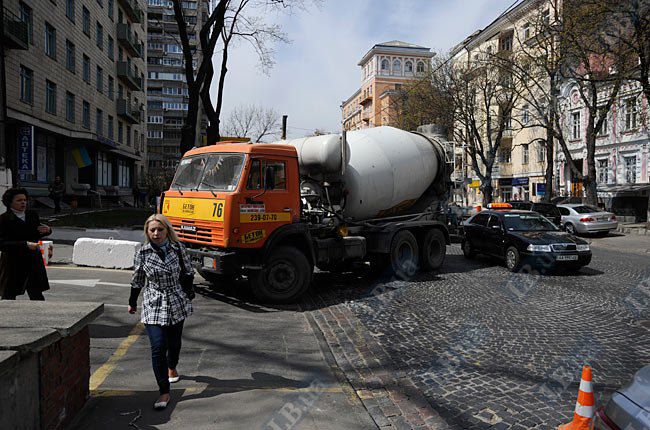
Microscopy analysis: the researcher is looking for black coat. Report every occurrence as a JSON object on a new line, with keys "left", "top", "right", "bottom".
{"left": 0, "top": 210, "right": 51, "bottom": 298}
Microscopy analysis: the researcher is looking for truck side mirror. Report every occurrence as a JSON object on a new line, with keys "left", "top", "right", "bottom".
{"left": 264, "top": 166, "right": 275, "bottom": 190}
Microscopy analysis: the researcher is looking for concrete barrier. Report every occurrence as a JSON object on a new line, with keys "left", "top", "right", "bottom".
{"left": 72, "top": 238, "right": 141, "bottom": 269}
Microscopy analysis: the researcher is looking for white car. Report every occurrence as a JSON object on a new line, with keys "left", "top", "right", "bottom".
{"left": 557, "top": 204, "right": 618, "bottom": 235}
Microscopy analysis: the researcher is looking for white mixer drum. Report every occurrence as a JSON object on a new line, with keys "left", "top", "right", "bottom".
{"left": 342, "top": 127, "right": 439, "bottom": 219}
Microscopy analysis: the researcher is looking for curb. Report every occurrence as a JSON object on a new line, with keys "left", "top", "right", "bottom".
{"left": 616, "top": 227, "right": 649, "bottom": 236}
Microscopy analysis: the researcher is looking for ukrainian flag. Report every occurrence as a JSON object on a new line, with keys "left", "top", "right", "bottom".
{"left": 72, "top": 147, "right": 92, "bottom": 168}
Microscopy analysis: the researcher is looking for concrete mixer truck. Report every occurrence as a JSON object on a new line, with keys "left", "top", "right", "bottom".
{"left": 160, "top": 125, "right": 453, "bottom": 303}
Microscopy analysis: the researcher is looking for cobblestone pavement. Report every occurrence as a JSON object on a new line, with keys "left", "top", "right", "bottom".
{"left": 304, "top": 241, "right": 650, "bottom": 429}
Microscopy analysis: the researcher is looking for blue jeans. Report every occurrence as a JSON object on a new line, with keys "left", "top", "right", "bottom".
{"left": 145, "top": 320, "right": 185, "bottom": 394}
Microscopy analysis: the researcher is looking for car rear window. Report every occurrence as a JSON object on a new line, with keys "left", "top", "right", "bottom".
{"left": 472, "top": 213, "right": 490, "bottom": 226}
{"left": 572, "top": 205, "right": 600, "bottom": 214}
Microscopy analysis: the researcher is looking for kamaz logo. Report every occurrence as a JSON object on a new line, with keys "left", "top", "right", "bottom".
{"left": 182, "top": 203, "right": 195, "bottom": 213}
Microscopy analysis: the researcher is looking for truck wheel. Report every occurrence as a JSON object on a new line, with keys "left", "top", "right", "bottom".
{"left": 420, "top": 229, "right": 446, "bottom": 271}
{"left": 390, "top": 230, "right": 419, "bottom": 280}
{"left": 250, "top": 246, "right": 312, "bottom": 303}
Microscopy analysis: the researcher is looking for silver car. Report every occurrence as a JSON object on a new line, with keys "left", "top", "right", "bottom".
{"left": 593, "top": 365, "right": 650, "bottom": 430}
{"left": 557, "top": 204, "right": 618, "bottom": 235}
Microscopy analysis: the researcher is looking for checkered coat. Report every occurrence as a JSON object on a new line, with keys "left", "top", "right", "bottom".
{"left": 131, "top": 241, "right": 193, "bottom": 326}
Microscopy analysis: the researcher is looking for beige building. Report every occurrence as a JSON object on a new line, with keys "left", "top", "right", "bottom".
{"left": 146, "top": 0, "right": 209, "bottom": 175}
{"left": 341, "top": 41, "right": 434, "bottom": 131}
{"left": 4, "top": 0, "right": 147, "bottom": 204}
{"left": 450, "top": 0, "right": 553, "bottom": 205}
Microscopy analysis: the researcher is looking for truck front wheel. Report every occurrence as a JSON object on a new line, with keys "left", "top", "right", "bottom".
{"left": 250, "top": 246, "right": 312, "bottom": 303}
{"left": 420, "top": 229, "right": 446, "bottom": 271}
{"left": 390, "top": 230, "right": 419, "bottom": 280}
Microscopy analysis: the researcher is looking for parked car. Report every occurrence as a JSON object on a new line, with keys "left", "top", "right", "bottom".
{"left": 593, "top": 364, "right": 650, "bottom": 430}
{"left": 557, "top": 204, "right": 618, "bottom": 235}
{"left": 507, "top": 201, "right": 562, "bottom": 227}
{"left": 462, "top": 209, "right": 592, "bottom": 272}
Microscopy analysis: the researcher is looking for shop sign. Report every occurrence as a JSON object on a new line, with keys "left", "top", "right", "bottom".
{"left": 498, "top": 178, "right": 513, "bottom": 186}
{"left": 536, "top": 183, "right": 546, "bottom": 196}
{"left": 18, "top": 126, "right": 34, "bottom": 174}
{"left": 512, "top": 177, "right": 529, "bottom": 186}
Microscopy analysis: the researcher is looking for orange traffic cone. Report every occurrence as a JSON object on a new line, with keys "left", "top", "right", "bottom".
{"left": 558, "top": 365, "right": 595, "bottom": 430}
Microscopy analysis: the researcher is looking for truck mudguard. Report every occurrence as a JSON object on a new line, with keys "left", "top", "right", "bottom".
{"left": 262, "top": 223, "right": 316, "bottom": 267}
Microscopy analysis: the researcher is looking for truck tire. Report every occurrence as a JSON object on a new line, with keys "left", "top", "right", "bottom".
{"left": 250, "top": 246, "right": 312, "bottom": 303}
{"left": 390, "top": 230, "right": 419, "bottom": 280}
{"left": 420, "top": 229, "right": 446, "bottom": 271}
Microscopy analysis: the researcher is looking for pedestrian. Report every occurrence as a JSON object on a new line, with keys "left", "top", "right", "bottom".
{"left": 0, "top": 188, "right": 52, "bottom": 300}
{"left": 48, "top": 176, "right": 65, "bottom": 214}
{"left": 128, "top": 214, "right": 194, "bottom": 410}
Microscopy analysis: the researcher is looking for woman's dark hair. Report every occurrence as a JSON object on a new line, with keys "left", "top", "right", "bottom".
{"left": 2, "top": 188, "right": 28, "bottom": 208}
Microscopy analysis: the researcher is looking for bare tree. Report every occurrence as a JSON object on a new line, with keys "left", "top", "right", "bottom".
{"left": 222, "top": 104, "right": 280, "bottom": 142}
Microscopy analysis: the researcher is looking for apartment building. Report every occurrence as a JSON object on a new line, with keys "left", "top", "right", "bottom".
{"left": 145, "top": 0, "right": 208, "bottom": 174}
{"left": 450, "top": 0, "right": 550, "bottom": 206}
{"left": 341, "top": 41, "right": 434, "bottom": 131}
{"left": 3, "top": 0, "right": 147, "bottom": 203}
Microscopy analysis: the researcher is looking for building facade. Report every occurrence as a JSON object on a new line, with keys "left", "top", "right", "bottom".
{"left": 4, "top": 0, "right": 147, "bottom": 204}
{"left": 145, "top": 0, "right": 208, "bottom": 175}
{"left": 341, "top": 41, "right": 434, "bottom": 131}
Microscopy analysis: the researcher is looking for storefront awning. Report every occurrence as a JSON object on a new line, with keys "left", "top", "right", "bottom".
{"left": 597, "top": 183, "right": 650, "bottom": 195}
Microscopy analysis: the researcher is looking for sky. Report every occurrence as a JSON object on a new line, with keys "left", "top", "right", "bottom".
{"left": 212, "top": 0, "right": 517, "bottom": 139}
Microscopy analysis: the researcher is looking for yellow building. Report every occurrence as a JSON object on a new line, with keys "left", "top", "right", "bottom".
{"left": 341, "top": 41, "right": 434, "bottom": 131}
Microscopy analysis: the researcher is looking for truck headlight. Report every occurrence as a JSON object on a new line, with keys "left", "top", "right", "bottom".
{"left": 527, "top": 244, "right": 552, "bottom": 252}
{"left": 576, "top": 244, "right": 590, "bottom": 252}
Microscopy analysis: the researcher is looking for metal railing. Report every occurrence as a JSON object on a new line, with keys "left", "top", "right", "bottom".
{"left": 3, "top": 7, "right": 28, "bottom": 49}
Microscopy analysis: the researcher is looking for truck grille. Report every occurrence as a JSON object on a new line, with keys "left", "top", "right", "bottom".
{"left": 170, "top": 218, "right": 225, "bottom": 246}
{"left": 551, "top": 243, "right": 576, "bottom": 252}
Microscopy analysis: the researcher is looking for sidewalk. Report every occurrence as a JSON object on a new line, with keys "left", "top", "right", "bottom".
{"left": 616, "top": 222, "right": 649, "bottom": 236}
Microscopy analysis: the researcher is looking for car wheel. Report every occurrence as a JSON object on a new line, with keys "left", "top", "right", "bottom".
{"left": 505, "top": 246, "right": 521, "bottom": 272}
{"left": 389, "top": 230, "right": 419, "bottom": 280}
{"left": 250, "top": 246, "right": 312, "bottom": 303}
{"left": 461, "top": 238, "right": 475, "bottom": 259}
{"left": 565, "top": 223, "right": 576, "bottom": 235}
{"left": 420, "top": 229, "right": 446, "bottom": 271}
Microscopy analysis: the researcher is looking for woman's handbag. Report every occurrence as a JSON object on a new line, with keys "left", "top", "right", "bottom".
{"left": 174, "top": 247, "right": 195, "bottom": 300}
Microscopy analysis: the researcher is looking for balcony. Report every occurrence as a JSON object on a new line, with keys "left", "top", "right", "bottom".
{"left": 3, "top": 7, "right": 28, "bottom": 50}
{"left": 117, "top": 62, "right": 142, "bottom": 91}
{"left": 117, "top": 0, "right": 144, "bottom": 23}
{"left": 117, "top": 23, "right": 143, "bottom": 58}
{"left": 360, "top": 93, "right": 373, "bottom": 104}
{"left": 116, "top": 99, "right": 141, "bottom": 124}
{"left": 362, "top": 110, "right": 373, "bottom": 122}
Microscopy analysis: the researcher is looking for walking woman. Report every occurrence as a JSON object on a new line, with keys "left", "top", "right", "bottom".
{"left": 0, "top": 188, "right": 51, "bottom": 300}
{"left": 128, "top": 214, "right": 194, "bottom": 409}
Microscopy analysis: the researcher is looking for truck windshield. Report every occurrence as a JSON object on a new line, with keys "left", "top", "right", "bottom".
{"left": 171, "top": 153, "right": 245, "bottom": 191}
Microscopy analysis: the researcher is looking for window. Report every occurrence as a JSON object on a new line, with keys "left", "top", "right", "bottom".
{"left": 542, "top": 9, "right": 550, "bottom": 25}
{"left": 597, "top": 159, "right": 608, "bottom": 184}
{"left": 499, "top": 31, "right": 513, "bottom": 52}
{"left": 392, "top": 59, "right": 401, "bottom": 74}
{"left": 488, "top": 215, "right": 502, "bottom": 229}
{"left": 416, "top": 61, "right": 425, "bottom": 73}
{"left": 65, "top": 40, "right": 75, "bottom": 72}
{"left": 107, "top": 115, "right": 114, "bottom": 139}
{"left": 83, "top": 55, "right": 90, "bottom": 83}
{"left": 108, "top": 76, "right": 114, "bottom": 100}
{"left": 96, "top": 66, "right": 103, "bottom": 93}
{"left": 499, "top": 147, "right": 511, "bottom": 163}
{"left": 624, "top": 98, "right": 638, "bottom": 131}
{"left": 126, "top": 126, "right": 131, "bottom": 146}
{"left": 597, "top": 108, "right": 609, "bottom": 135}
{"left": 66, "top": 0, "right": 75, "bottom": 22}
{"left": 624, "top": 156, "right": 637, "bottom": 183}
{"left": 381, "top": 59, "right": 389, "bottom": 72}
{"left": 108, "top": 0, "right": 114, "bottom": 19}
{"left": 118, "top": 160, "right": 131, "bottom": 187}
{"left": 472, "top": 213, "right": 490, "bottom": 226}
{"left": 45, "top": 22, "right": 56, "bottom": 59}
{"left": 19, "top": 2, "right": 33, "bottom": 44}
{"left": 96, "top": 109, "right": 103, "bottom": 135}
{"left": 571, "top": 111, "right": 581, "bottom": 139}
{"left": 148, "top": 116, "right": 163, "bottom": 124}
{"left": 45, "top": 80, "right": 57, "bottom": 115}
{"left": 97, "top": 152, "right": 112, "bottom": 186}
{"left": 404, "top": 61, "right": 413, "bottom": 73}
{"left": 82, "top": 101, "right": 90, "bottom": 129}
{"left": 522, "top": 144, "right": 529, "bottom": 164}
{"left": 118, "top": 121, "right": 123, "bottom": 143}
{"left": 523, "top": 22, "right": 530, "bottom": 40}
{"left": 107, "top": 36, "right": 114, "bottom": 60}
{"left": 96, "top": 22, "right": 103, "bottom": 50}
{"left": 82, "top": 6, "right": 90, "bottom": 36}
{"left": 65, "top": 92, "right": 75, "bottom": 122}
{"left": 537, "top": 142, "right": 546, "bottom": 162}
{"left": 19, "top": 65, "right": 33, "bottom": 103}
{"left": 522, "top": 105, "right": 529, "bottom": 124}
{"left": 147, "top": 130, "right": 163, "bottom": 139}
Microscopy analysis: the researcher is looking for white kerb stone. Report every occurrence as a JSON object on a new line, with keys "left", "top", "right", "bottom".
{"left": 72, "top": 238, "right": 142, "bottom": 269}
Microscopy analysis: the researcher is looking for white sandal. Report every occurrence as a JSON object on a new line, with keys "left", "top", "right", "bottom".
{"left": 154, "top": 398, "right": 169, "bottom": 410}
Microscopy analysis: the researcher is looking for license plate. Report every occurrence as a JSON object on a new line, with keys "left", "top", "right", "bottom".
{"left": 203, "top": 256, "right": 215, "bottom": 269}
{"left": 557, "top": 255, "right": 578, "bottom": 261}
{"left": 180, "top": 225, "right": 196, "bottom": 232}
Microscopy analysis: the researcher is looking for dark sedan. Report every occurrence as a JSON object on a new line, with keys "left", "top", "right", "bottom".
{"left": 462, "top": 210, "right": 592, "bottom": 271}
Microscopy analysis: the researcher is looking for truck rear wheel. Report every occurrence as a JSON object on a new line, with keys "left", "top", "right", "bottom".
{"left": 420, "top": 229, "right": 446, "bottom": 271}
{"left": 250, "top": 246, "right": 312, "bottom": 303}
{"left": 390, "top": 230, "right": 419, "bottom": 280}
